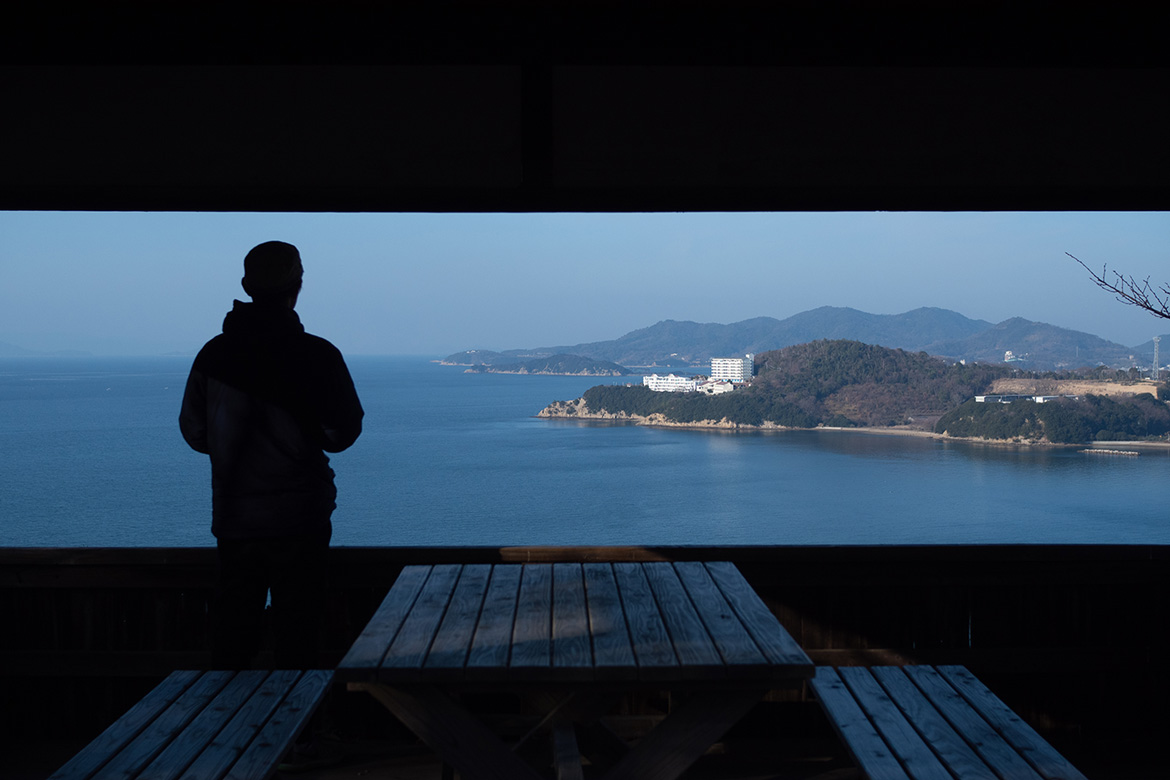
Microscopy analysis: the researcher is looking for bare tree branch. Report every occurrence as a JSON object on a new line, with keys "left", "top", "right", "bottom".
{"left": 1069, "top": 252, "right": 1170, "bottom": 321}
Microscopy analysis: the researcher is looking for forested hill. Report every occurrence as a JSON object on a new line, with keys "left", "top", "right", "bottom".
{"left": 463, "top": 354, "right": 631, "bottom": 376}
{"left": 935, "top": 395, "right": 1170, "bottom": 444}
{"left": 925, "top": 317, "right": 1134, "bottom": 368}
{"left": 750, "top": 341, "right": 1010, "bottom": 425}
{"left": 565, "top": 340, "right": 1011, "bottom": 429}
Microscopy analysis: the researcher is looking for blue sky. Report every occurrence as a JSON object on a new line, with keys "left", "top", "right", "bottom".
{"left": 1, "top": 211, "right": 1167, "bottom": 356}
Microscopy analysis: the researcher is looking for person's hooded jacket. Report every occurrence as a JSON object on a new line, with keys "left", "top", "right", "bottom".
{"left": 180, "top": 300, "right": 364, "bottom": 539}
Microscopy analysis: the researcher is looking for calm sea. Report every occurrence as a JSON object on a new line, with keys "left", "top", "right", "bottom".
{"left": 2, "top": 355, "right": 1166, "bottom": 547}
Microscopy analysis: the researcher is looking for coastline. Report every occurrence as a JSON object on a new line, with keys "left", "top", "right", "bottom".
{"left": 466, "top": 369, "right": 628, "bottom": 376}
{"left": 537, "top": 401, "right": 1170, "bottom": 449}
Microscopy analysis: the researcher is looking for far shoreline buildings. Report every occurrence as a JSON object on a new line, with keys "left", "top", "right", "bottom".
{"left": 643, "top": 373, "right": 697, "bottom": 392}
{"left": 643, "top": 353, "right": 754, "bottom": 393}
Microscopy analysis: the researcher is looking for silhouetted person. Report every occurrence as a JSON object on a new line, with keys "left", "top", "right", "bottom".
{"left": 180, "top": 241, "right": 363, "bottom": 669}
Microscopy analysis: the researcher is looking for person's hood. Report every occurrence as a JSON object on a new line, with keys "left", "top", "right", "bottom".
{"left": 221, "top": 300, "right": 305, "bottom": 341}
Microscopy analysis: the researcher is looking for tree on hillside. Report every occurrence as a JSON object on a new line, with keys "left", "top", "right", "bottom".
{"left": 1070, "top": 252, "right": 1170, "bottom": 320}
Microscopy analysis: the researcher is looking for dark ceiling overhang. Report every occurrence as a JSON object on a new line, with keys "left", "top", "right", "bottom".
{"left": 3, "top": 2, "right": 1167, "bottom": 212}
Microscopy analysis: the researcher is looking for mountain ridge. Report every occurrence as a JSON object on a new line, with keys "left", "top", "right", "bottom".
{"left": 448, "top": 307, "right": 1166, "bottom": 371}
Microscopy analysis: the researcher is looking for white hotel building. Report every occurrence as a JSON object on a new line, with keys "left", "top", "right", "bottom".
{"left": 710, "top": 354, "right": 754, "bottom": 383}
{"left": 642, "top": 374, "right": 697, "bottom": 393}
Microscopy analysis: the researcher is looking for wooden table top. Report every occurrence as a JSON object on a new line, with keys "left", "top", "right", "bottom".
{"left": 337, "top": 561, "right": 813, "bottom": 685}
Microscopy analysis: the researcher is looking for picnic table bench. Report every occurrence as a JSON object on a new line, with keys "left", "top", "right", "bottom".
{"left": 49, "top": 669, "right": 333, "bottom": 780}
{"left": 338, "top": 560, "right": 814, "bottom": 780}
{"left": 810, "top": 665, "right": 1089, "bottom": 780}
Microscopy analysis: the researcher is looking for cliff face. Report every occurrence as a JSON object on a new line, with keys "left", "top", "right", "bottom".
{"left": 538, "top": 398, "right": 641, "bottom": 419}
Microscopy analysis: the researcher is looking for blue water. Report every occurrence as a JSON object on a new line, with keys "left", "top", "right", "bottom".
{"left": 2, "top": 356, "right": 1166, "bottom": 547}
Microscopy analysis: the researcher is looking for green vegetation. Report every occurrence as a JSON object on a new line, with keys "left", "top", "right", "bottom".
{"left": 468, "top": 354, "right": 631, "bottom": 375}
{"left": 567, "top": 339, "right": 1170, "bottom": 442}
{"left": 579, "top": 340, "right": 1010, "bottom": 428}
{"left": 751, "top": 340, "right": 1009, "bottom": 426}
{"left": 582, "top": 384, "right": 819, "bottom": 427}
{"left": 936, "top": 395, "right": 1170, "bottom": 443}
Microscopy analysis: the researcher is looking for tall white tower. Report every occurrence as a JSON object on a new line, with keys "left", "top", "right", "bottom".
{"left": 711, "top": 354, "right": 754, "bottom": 382}
{"left": 1154, "top": 336, "right": 1161, "bottom": 381}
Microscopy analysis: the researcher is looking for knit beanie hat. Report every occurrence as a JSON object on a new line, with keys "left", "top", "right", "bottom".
{"left": 242, "top": 241, "right": 303, "bottom": 298}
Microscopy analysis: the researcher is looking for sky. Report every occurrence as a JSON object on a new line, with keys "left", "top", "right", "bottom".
{"left": 1, "top": 211, "right": 1167, "bottom": 357}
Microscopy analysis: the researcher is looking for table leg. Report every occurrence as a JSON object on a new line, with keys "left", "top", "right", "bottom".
{"left": 516, "top": 689, "right": 629, "bottom": 770}
{"left": 351, "top": 683, "right": 545, "bottom": 780}
{"left": 550, "top": 722, "right": 585, "bottom": 780}
{"left": 600, "top": 688, "right": 765, "bottom": 780}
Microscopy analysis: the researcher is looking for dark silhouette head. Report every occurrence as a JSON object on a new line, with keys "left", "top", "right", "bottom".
{"left": 242, "top": 241, "right": 303, "bottom": 306}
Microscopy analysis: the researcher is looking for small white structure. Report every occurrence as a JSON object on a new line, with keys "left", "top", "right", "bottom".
{"left": 711, "top": 354, "right": 754, "bottom": 383}
{"left": 643, "top": 374, "right": 697, "bottom": 393}
{"left": 976, "top": 394, "right": 1081, "bottom": 404}
{"left": 697, "top": 379, "right": 735, "bottom": 395}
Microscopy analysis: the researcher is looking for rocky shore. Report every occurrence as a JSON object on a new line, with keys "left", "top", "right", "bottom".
{"left": 538, "top": 398, "right": 1170, "bottom": 448}
{"left": 538, "top": 398, "right": 901, "bottom": 433}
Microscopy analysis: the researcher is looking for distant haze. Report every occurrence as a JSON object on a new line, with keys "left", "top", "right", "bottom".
{"left": 1, "top": 211, "right": 1166, "bottom": 356}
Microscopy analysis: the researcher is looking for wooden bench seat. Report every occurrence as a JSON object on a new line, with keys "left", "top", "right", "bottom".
{"left": 50, "top": 669, "right": 333, "bottom": 780}
{"left": 809, "top": 665, "right": 1088, "bottom": 780}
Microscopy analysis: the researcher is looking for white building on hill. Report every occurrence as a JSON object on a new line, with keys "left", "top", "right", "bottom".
{"left": 643, "top": 374, "right": 697, "bottom": 392}
{"left": 711, "top": 354, "right": 754, "bottom": 383}
{"left": 698, "top": 380, "right": 735, "bottom": 395}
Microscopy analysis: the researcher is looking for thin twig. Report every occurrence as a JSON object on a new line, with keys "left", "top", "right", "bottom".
{"left": 1068, "top": 252, "right": 1170, "bottom": 321}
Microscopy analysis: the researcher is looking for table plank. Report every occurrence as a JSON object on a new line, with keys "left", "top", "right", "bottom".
{"left": 425, "top": 564, "right": 493, "bottom": 679}
{"left": 552, "top": 563, "right": 593, "bottom": 678}
{"left": 466, "top": 564, "right": 523, "bottom": 678}
{"left": 936, "top": 665, "right": 1090, "bottom": 780}
{"left": 96, "top": 670, "right": 235, "bottom": 780}
{"left": 510, "top": 563, "right": 553, "bottom": 673}
{"left": 869, "top": 665, "right": 987, "bottom": 778}
{"left": 49, "top": 670, "right": 203, "bottom": 780}
{"left": 613, "top": 563, "right": 677, "bottom": 680}
{"left": 137, "top": 671, "right": 268, "bottom": 780}
{"left": 381, "top": 564, "right": 463, "bottom": 678}
{"left": 225, "top": 670, "right": 333, "bottom": 780}
{"left": 808, "top": 667, "right": 910, "bottom": 780}
{"left": 672, "top": 562, "right": 766, "bottom": 675}
{"left": 180, "top": 670, "right": 302, "bottom": 780}
{"left": 840, "top": 667, "right": 953, "bottom": 780}
{"left": 904, "top": 665, "right": 1044, "bottom": 780}
{"left": 642, "top": 562, "right": 723, "bottom": 678}
{"left": 583, "top": 563, "right": 636, "bottom": 681}
{"left": 704, "top": 561, "right": 812, "bottom": 675}
{"left": 339, "top": 564, "right": 431, "bottom": 674}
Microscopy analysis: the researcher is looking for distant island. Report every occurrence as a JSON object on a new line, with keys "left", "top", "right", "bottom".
{"left": 538, "top": 340, "right": 1170, "bottom": 445}
{"left": 448, "top": 305, "right": 1170, "bottom": 371}
{"left": 452, "top": 353, "right": 632, "bottom": 376}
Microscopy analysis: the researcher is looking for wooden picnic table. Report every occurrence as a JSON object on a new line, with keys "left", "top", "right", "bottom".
{"left": 337, "top": 561, "right": 813, "bottom": 780}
